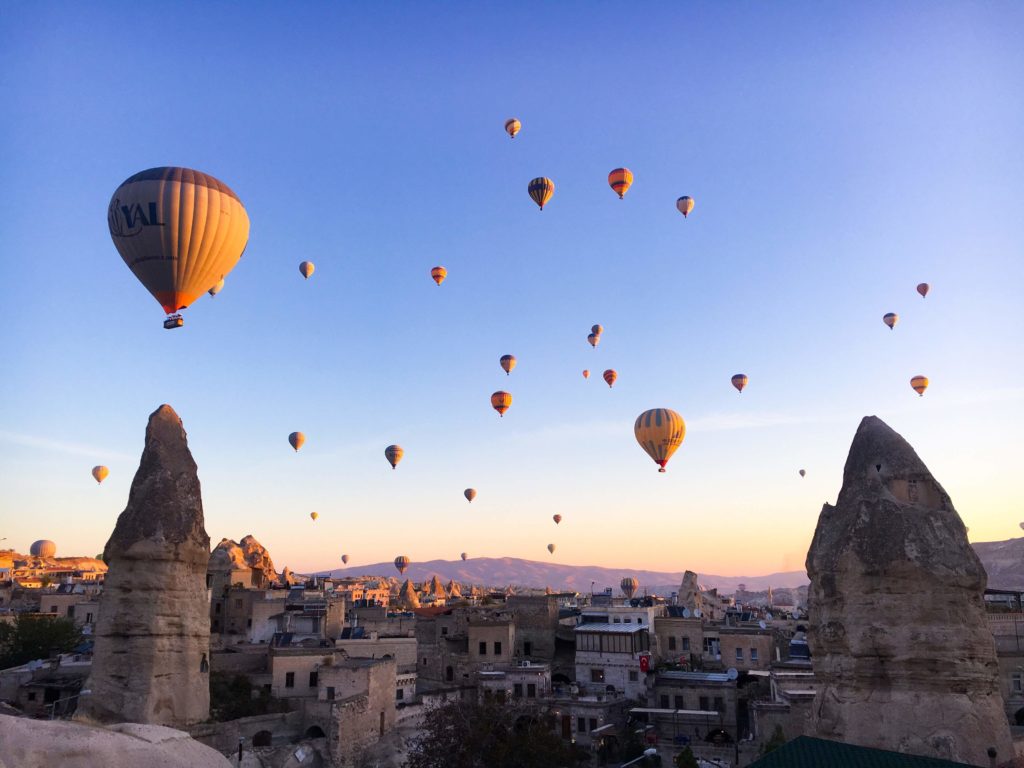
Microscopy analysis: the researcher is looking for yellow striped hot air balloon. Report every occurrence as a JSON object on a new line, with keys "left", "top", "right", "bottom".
{"left": 603, "top": 369, "right": 617, "bottom": 388}
{"left": 92, "top": 466, "right": 109, "bottom": 484}
{"left": 634, "top": 408, "right": 686, "bottom": 473}
{"left": 883, "top": 313, "right": 898, "bottom": 330}
{"left": 394, "top": 555, "right": 410, "bottom": 574}
{"left": 299, "top": 261, "right": 315, "bottom": 279}
{"left": 608, "top": 168, "right": 633, "bottom": 199}
{"left": 731, "top": 374, "right": 748, "bottom": 393}
{"left": 431, "top": 266, "right": 447, "bottom": 286}
{"left": 108, "top": 167, "right": 250, "bottom": 328}
{"left": 464, "top": 488, "right": 477, "bottom": 503}
{"left": 385, "top": 444, "right": 404, "bottom": 469}
{"left": 621, "top": 576, "right": 639, "bottom": 598}
{"left": 676, "top": 196, "right": 695, "bottom": 218}
{"left": 910, "top": 376, "right": 929, "bottom": 396}
{"left": 504, "top": 118, "right": 521, "bottom": 138}
{"left": 288, "top": 432, "right": 305, "bottom": 452}
{"left": 500, "top": 355, "right": 516, "bottom": 375}
{"left": 208, "top": 279, "right": 224, "bottom": 297}
{"left": 491, "top": 391, "right": 512, "bottom": 417}
{"left": 528, "top": 177, "right": 554, "bottom": 210}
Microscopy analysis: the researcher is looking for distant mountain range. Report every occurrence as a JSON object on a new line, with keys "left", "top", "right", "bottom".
{"left": 319, "top": 538, "right": 1024, "bottom": 593}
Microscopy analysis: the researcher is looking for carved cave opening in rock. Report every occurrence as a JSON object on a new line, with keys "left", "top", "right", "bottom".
{"left": 252, "top": 730, "right": 272, "bottom": 747}
{"left": 304, "top": 725, "right": 325, "bottom": 739}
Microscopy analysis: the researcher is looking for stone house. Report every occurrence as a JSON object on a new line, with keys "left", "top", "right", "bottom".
{"left": 320, "top": 657, "right": 397, "bottom": 767}
{"left": 574, "top": 622, "right": 651, "bottom": 701}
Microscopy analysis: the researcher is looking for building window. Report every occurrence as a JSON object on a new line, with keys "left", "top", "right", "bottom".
{"left": 735, "top": 647, "right": 744, "bottom": 662}
{"left": 494, "top": 641, "right": 502, "bottom": 655}
{"left": 513, "top": 684, "right": 523, "bottom": 698}
{"left": 327, "top": 687, "right": 335, "bottom": 700}
{"left": 479, "top": 642, "right": 487, "bottom": 655}
{"left": 446, "top": 666, "right": 454, "bottom": 681}
{"left": 527, "top": 683, "right": 536, "bottom": 698}
{"left": 682, "top": 637, "right": 690, "bottom": 651}
{"left": 703, "top": 638, "right": 717, "bottom": 654}
{"left": 714, "top": 696, "right": 725, "bottom": 712}
{"left": 285, "top": 672, "right": 295, "bottom": 688}
{"left": 624, "top": 618, "right": 632, "bottom": 623}
{"left": 668, "top": 636, "right": 677, "bottom": 651}
{"left": 613, "top": 617, "right": 621, "bottom": 623}
{"left": 1013, "top": 673, "right": 1024, "bottom": 693}
{"left": 674, "top": 695, "right": 684, "bottom": 709}
{"left": 629, "top": 670, "right": 638, "bottom": 682}
{"left": 524, "top": 641, "right": 532, "bottom": 656}
{"left": 660, "top": 694, "right": 670, "bottom": 709}
{"left": 85, "top": 613, "right": 93, "bottom": 623}
{"left": 247, "top": 618, "right": 252, "bottom": 628}
{"left": 27, "top": 692, "right": 36, "bottom": 701}
{"left": 750, "top": 648, "right": 759, "bottom": 662}
{"left": 577, "top": 717, "right": 586, "bottom": 733}
{"left": 590, "top": 668, "right": 605, "bottom": 684}
{"left": 50, "top": 605, "right": 57, "bottom": 613}
{"left": 214, "top": 604, "right": 222, "bottom": 614}
{"left": 309, "top": 671, "right": 318, "bottom": 687}
{"left": 699, "top": 696, "right": 709, "bottom": 710}
{"left": 589, "top": 718, "right": 597, "bottom": 731}
{"left": 396, "top": 688, "right": 404, "bottom": 700}
{"left": 423, "top": 657, "right": 428, "bottom": 665}
{"left": 67, "top": 606, "right": 75, "bottom": 618}
{"left": 441, "top": 626, "right": 448, "bottom": 636}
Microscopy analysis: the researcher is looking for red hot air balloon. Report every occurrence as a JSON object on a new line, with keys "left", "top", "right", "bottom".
{"left": 603, "top": 369, "right": 617, "bottom": 388}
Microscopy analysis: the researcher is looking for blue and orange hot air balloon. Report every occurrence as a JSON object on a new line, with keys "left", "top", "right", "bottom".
{"left": 108, "top": 167, "right": 250, "bottom": 329}
{"left": 385, "top": 445, "right": 404, "bottom": 469}
{"left": 528, "top": 177, "right": 554, "bottom": 210}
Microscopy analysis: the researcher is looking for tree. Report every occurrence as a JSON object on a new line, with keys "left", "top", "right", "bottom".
{"left": 405, "top": 697, "right": 577, "bottom": 768}
{"left": 760, "top": 724, "right": 786, "bottom": 755}
{"left": 674, "top": 747, "right": 699, "bottom": 768}
{"left": 0, "top": 614, "right": 82, "bottom": 669}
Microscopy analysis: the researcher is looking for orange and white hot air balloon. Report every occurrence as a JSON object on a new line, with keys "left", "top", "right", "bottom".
{"left": 608, "top": 168, "right": 633, "bottom": 199}
{"left": 491, "top": 391, "right": 512, "bottom": 417}
{"left": 288, "top": 432, "right": 305, "bottom": 452}
{"left": 587, "top": 333, "right": 600, "bottom": 349}
{"left": 603, "top": 369, "right": 617, "bottom": 388}
{"left": 299, "top": 261, "right": 315, "bottom": 279}
{"left": 528, "top": 177, "right": 554, "bottom": 210}
{"left": 883, "top": 313, "right": 898, "bottom": 330}
{"left": 917, "top": 283, "right": 930, "bottom": 298}
{"left": 504, "top": 118, "right": 521, "bottom": 139}
{"left": 500, "top": 355, "right": 516, "bottom": 375}
{"left": 676, "top": 196, "right": 695, "bottom": 218}
{"left": 92, "top": 466, "right": 109, "bottom": 484}
{"left": 910, "top": 376, "right": 929, "bottom": 396}
{"left": 431, "top": 266, "right": 447, "bottom": 286}
{"left": 634, "top": 408, "right": 686, "bottom": 473}
{"left": 582, "top": 369, "right": 590, "bottom": 380}
{"left": 385, "top": 444, "right": 404, "bottom": 469}
{"left": 108, "top": 167, "right": 250, "bottom": 328}
{"left": 464, "top": 488, "right": 477, "bottom": 503}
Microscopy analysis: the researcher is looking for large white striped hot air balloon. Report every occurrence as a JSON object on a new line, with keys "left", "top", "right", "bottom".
{"left": 108, "top": 167, "right": 250, "bottom": 329}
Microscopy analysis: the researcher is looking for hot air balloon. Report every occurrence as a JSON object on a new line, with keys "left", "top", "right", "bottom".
{"left": 799, "top": 469, "right": 806, "bottom": 478}
{"left": 634, "top": 408, "right": 686, "bottom": 473}
{"left": 917, "top": 283, "right": 930, "bottom": 298}
{"left": 621, "top": 576, "right": 639, "bottom": 599}
{"left": 528, "top": 177, "right": 554, "bottom": 210}
{"left": 500, "top": 355, "right": 517, "bottom": 375}
{"left": 464, "top": 488, "right": 477, "bottom": 503}
{"left": 491, "top": 391, "right": 512, "bottom": 417}
{"left": 394, "top": 555, "right": 410, "bottom": 575}
{"left": 676, "top": 196, "right": 695, "bottom": 218}
{"left": 547, "top": 543, "right": 556, "bottom": 555}
{"left": 1020, "top": 522, "right": 1024, "bottom": 531}
{"left": 341, "top": 554, "right": 350, "bottom": 564}
{"left": 461, "top": 552, "right": 468, "bottom": 561}
{"left": 208, "top": 279, "right": 224, "bottom": 297}
{"left": 299, "top": 261, "right": 315, "bottom": 279}
{"left": 310, "top": 512, "right": 319, "bottom": 521}
{"left": 108, "top": 167, "right": 250, "bottom": 328}
{"left": 591, "top": 324, "right": 603, "bottom": 336}
{"left": 289, "top": 432, "right": 305, "bottom": 452}
{"left": 582, "top": 370, "right": 590, "bottom": 379}
{"left": 608, "top": 168, "right": 633, "bottom": 199}
{"left": 603, "top": 369, "right": 617, "bottom": 388}
{"left": 731, "top": 374, "right": 748, "bottom": 393}
{"left": 910, "top": 375, "right": 929, "bottom": 396}
{"left": 587, "top": 333, "right": 600, "bottom": 348}
{"left": 431, "top": 266, "right": 447, "bottom": 286}
{"left": 552, "top": 514, "right": 562, "bottom": 525}
{"left": 883, "top": 313, "right": 898, "bottom": 330}
{"left": 92, "top": 466, "right": 109, "bottom": 484}
{"left": 504, "top": 118, "right": 521, "bottom": 139}
{"left": 385, "top": 445, "right": 404, "bottom": 469}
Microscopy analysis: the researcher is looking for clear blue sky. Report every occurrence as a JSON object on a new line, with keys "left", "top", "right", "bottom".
{"left": 1, "top": 2, "right": 1022, "bottom": 575}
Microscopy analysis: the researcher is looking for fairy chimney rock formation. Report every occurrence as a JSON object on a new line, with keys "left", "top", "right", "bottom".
{"left": 79, "top": 405, "right": 211, "bottom": 727}
{"left": 677, "top": 570, "right": 705, "bottom": 614}
{"left": 806, "top": 416, "right": 1012, "bottom": 764}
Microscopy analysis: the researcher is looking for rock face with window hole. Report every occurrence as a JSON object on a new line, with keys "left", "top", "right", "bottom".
{"left": 78, "top": 404, "right": 211, "bottom": 727}
{"left": 806, "top": 416, "right": 1012, "bottom": 764}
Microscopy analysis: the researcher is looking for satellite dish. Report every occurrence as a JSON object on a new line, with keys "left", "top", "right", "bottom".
{"left": 681, "top": 608, "right": 691, "bottom": 618}
{"left": 758, "top": 620, "right": 767, "bottom": 630}
{"left": 726, "top": 667, "right": 739, "bottom": 680}
{"left": 693, "top": 608, "right": 702, "bottom": 618}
